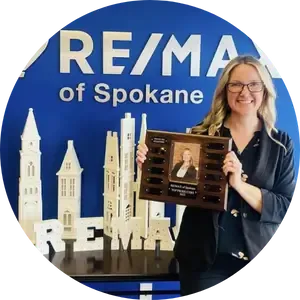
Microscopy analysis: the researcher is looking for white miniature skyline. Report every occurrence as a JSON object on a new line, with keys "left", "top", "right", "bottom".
{"left": 18, "top": 108, "right": 185, "bottom": 254}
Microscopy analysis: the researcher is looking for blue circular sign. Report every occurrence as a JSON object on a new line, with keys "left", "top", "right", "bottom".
{"left": 0, "top": 0, "right": 300, "bottom": 262}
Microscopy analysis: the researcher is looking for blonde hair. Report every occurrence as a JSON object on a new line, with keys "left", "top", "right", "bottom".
{"left": 181, "top": 148, "right": 194, "bottom": 167}
{"left": 191, "top": 55, "right": 285, "bottom": 150}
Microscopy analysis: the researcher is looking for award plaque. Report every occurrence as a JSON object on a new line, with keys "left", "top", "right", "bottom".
{"left": 139, "top": 130, "right": 232, "bottom": 211}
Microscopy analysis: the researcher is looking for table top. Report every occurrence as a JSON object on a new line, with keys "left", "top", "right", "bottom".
{"left": 45, "top": 247, "right": 179, "bottom": 282}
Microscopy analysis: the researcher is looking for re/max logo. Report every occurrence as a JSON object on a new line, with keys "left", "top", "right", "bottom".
{"left": 19, "top": 30, "right": 281, "bottom": 78}
{"left": 60, "top": 31, "right": 280, "bottom": 78}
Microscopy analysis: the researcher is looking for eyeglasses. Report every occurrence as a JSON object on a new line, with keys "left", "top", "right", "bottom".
{"left": 227, "top": 82, "right": 264, "bottom": 93}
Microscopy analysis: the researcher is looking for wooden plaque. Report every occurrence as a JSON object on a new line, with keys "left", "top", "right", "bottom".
{"left": 139, "top": 130, "right": 232, "bottom": 211}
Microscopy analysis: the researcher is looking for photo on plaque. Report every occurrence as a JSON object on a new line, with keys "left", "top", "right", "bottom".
{"left": 169, "top": 142, "right": 200, "bottom": 185}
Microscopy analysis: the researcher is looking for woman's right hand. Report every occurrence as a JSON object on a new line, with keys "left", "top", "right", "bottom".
{"left": 136, "top": 143, "right": 148, "bottom": 170}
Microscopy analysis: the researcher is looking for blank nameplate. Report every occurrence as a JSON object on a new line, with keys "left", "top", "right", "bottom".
{"left": 204, "top": 184, "right": 222, "bottom": 192}
{"left": 145, "top": 187, "right": 163, "bottom": 195}
{"left": 146, "top": 177, "right": 163, "bottom": 184}
{"left": 202, "top": 195, "right": 221, "bottom": 203}
{"left": 150, "top": 147, "right": 167, "bottom": 155}
{"left": 204, "top": 174, "right": 224, "bottom": 181}
{"left": 147, "top": 167, "right": 165, "bottom": 174}
{"left": 206, "top": 153, "right": 224, "bottom": 160}
{"left": 205, "top": 163, "right": 223, "bottom": 171}
{"left": 148, "top": 157, "right": 165, "bottom": 164}
{"left": 206, "top": 143, "right": 225, "bottom": 150}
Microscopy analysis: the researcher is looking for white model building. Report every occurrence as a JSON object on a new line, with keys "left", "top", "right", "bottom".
{"left": 20, "top": 109, "right": 183, "bottom": 253}
{"left": 103, "top": 112, "right": 175, "bottom": 251}
{"left": 103, "top": 131, "right": 120, "bottom": 237}
{"left": 18, "top": 108, "right": 43, "bottom": 244}
{"left": 103, "top": 113, "right": 137, "bottom": 249}
{"left": 56, "top": 140, "right": 83, "bottom": 240}
{"left": 103, "top": 113, "right": 135, "bottom": 233}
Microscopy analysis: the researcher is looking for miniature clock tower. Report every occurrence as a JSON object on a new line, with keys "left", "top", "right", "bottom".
{"left": 18, "top": 108, "right": 42, "bottom": 244}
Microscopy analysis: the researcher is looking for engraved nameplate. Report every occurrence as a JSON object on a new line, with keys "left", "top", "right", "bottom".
{"left": 151, "top": 137, "right": 168, "bottom": 144}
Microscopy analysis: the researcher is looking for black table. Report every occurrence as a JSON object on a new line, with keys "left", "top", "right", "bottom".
{"left": 46, "top": 249, "right": 178, "bottom": 280}
{"left": 45, "top": 239, "right": 180, "bottom": 296}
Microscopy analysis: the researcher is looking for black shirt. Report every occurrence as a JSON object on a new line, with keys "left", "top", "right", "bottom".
{"left": 217, "top": 126, "right": 261, "bottom": 260}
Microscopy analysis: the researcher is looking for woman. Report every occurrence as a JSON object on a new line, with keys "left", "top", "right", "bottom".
{"left": 170, "top": 148, "right": 197, "bottom": 181}
{"left": 136, "top": 55, "right": 296, "bottom": 295}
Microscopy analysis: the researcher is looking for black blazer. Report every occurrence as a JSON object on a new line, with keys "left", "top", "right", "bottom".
{"left": 173, "top": 123, "right": 296, "bottom": 271}
{"left": 171, "top": 161, "right": 197, "bottom": 181}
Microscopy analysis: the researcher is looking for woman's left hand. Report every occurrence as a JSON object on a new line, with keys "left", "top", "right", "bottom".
{"left": 223, "top": 151, "right": 243, "bottom": 191}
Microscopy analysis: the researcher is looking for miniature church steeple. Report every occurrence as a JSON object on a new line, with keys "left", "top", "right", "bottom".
{"left": 19, "top": 108, "right": 42, "bottom": 244}
{"left": 57, "top": 140, "right": 83, "bottom": 240}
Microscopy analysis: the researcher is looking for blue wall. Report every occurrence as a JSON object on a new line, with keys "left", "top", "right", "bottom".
{"left": 0, "top": 3, "right": 299, "bottom": 296}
